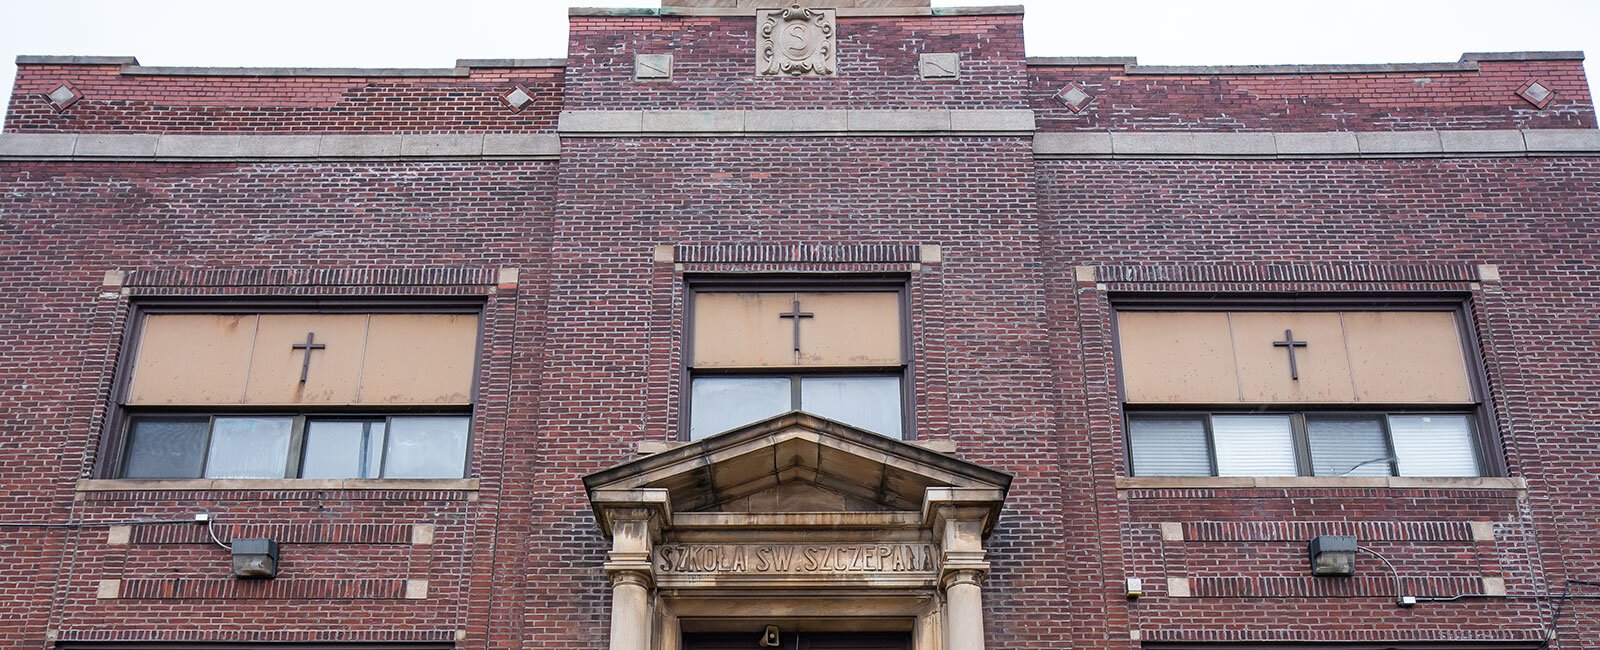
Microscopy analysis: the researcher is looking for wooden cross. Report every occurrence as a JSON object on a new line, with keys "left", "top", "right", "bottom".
{"left": 1272, "top": 329, "right": 1309, "bottom": 381}
{"left": 777, "top": 296, "right": 814, "bottom": 354}
{"left": 290, "top": 332, "right": 327, "bottom": 384}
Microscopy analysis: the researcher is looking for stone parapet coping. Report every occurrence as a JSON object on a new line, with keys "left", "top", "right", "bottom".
{"left": 1116, "top": 476, "right": 1527, "bottom": 490}
{"left": 1035, "top": 129, "right": 1600, "bottom": 159}
{"left": 15, "top": 55, "right": 566, "bottom": 75}
{"left": 1027, "top": 51, "right": 1585, "bottom": 74}
{"left": 76, "top": 478, "right": 480, "bottom": 492}
{"left": 570, "top": 5, "right": 1022, "bottom": 17}
{"left": 558, "top": 109, "right": 1036, "bottom": 135}
{"left": 0, "top": 133, "right": 560, "bottom": 161}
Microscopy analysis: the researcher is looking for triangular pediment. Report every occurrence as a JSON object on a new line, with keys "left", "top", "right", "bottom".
{"left": 583, "top": 412, "right": 1012, "bottom": 514}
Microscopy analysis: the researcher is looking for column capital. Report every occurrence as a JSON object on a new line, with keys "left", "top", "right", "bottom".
{"left": 590, "top": 488, "right": 673, "bottom": 540}
{"left": 605, "top": 565, "right": 656, "bottom": 590}
{"left": 940, "top": 566, "right": 988, "bottom": 590}
{"left": 922, "top": 487, "right": 1005, "bottom": 539}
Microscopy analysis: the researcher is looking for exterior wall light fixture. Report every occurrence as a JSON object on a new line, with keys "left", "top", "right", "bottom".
{"left": 1309, "top": 535, "right": 1358, "bottom": 576}
{"left": 1309, "top": 535, "right": 1415, "bottom": 607}
{"left": 230, "top": 538, "right": 280, "bottom": 579}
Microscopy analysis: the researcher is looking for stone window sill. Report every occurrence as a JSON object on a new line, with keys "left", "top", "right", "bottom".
{"left": 76, "top": 478, "right": 480, "bottom": 492}
{"left": 1115, "top": 476, "right": 1525, "bottom": 490}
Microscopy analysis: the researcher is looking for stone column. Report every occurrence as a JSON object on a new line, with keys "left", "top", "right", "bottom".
{"left": 941, "top": 568, "right": 986, "bottom": 650}
{"left": 924, "top": 488, "right": 1004, "bottom": 650}
{"left": 593, "top": 489, "right": 671, "bottom": 650}
{"left": 607, "top": 567, "right": 653, "bottom": 650}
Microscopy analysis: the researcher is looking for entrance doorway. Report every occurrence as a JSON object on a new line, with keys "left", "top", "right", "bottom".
{"left": 682, "top": 633, "right": 912, "bottom": 650}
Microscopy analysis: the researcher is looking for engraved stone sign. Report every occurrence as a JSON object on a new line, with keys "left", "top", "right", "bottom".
{"left": 657, "top": 543, "right": 936, "bottom": 575}
{"left": 757, "top": 4, "right": 837, "bottom": 76}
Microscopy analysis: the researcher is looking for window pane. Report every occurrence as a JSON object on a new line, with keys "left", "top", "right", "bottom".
{"left": 1390, "top": 415, "right": 1480, "bottom": 477}
{"left": 384, "top": 416, "right": 469, "bottom": 478}
{"left": 203, "top": 417, "right": 293, "bottom": 479}
{"left": 1212, "top": 415, "right": 1298, "bottom": 476}
{"left": 122, "top": 417, "right": 208, "bottom": 478}
{"left": 1307, "top": 416, "right": 1393, "bottom": 477}
{"left": 1127, "top": 416, "right": 1211, "bottom": 476}
{"left": 301, "top": 420, "right": 386, "bottom": 479}
{"left": 800, "top": 376, "right": 903, "bottom": 439}
{"left": 689, "top": 377, "right": 792, "bottom": 440}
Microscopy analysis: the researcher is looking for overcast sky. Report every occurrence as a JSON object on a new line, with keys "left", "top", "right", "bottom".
{"left": 1, "top": 0, "right": 1597, "bottom": 122}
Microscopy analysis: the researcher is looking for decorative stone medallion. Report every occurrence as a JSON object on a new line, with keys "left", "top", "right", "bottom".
{"left": 757, "top": 4, "right": 837, "bottom": 76}
{"left": 45, "top": 83, "right": 82, "bottom": 112}
{"left": 1516, "top": 78, "right": 1556, "bottom": 109}
{"left": 1054, "top": 83, "right": 1094, "bottom": 113}
{"left": 501, "top": 84, "right": 535, "bottom": 113}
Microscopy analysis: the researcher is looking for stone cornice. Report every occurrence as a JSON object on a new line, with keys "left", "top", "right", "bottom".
{"left": 1035, "top": 129, "right": 1600, "bottom": 159}
{"left": 0, "top": 133, "right": 560, "bottom": 161}
{"left": 1026, "top": 50, "right": 1585, "bottom": 74}
{"left": 570, "top": 5, "right": 1022, "bottom": 17}
{"left": 2, "top": 129, "right": 1597, "bottom": 161}
{"left": 14, "top": 55, "right": 566, "bottom": 76}
{"left": 557, "top": 109, "right": 1036, "bottom": 136}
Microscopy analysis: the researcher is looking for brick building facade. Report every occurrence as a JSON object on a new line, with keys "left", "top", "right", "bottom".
{"left": 1, "top": 2, "right": 1599, "bottom": 650}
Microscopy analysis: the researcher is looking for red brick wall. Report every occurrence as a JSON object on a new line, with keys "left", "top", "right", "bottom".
{"left": 3, "top": 150, "right": 1598, "bottom": 649}
{"left": 562, "top": 14, "right": 1029, "bottom": 110}
{"left": 0, "top": 161, "right": 556, "bottom": 648}
{"left": 2, "top": 7, "right": 1600, "bottom": 650}
{"left": 3, "top": 64, "right": 564, "bottom": 133}
{"left": 1030, "top": 59, "right": 1596, "bottom": 131}
{"left": 1040, "top": 156, "right": 1600, "bottom": 648}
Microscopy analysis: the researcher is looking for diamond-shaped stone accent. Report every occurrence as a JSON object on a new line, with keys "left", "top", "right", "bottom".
{"left": 920, "top": 53, "right": 960, "bottom": 80}
{"left": 635, "top": 54, "right": 674, "bottom": 81}
{"left": 502, "top": 85, "right": 534, "bottom": 112}
{"left": 1054, "top": 84, "right": 1094, "bottom": 113}
{"left": 45, "top": 83, "right": 82, "bottom": 112}
{"left": 1517, "top": 79, "right": 1556, "bottom": 109}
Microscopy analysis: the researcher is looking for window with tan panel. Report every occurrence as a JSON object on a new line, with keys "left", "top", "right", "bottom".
{"left": 108, "top": 305, "right": 481, "bottom": 480}
{"left": 686, "top": 279, "right": 909, "bottom": 440}
{"left": 1115, "top": 305, "right": 1491, "bottom": 478}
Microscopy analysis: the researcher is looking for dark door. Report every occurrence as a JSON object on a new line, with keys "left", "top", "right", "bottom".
{"left": 682, "top": 632, "right": 911, "bottom": 650}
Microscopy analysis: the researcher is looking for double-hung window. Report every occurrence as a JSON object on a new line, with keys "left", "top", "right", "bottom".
{"left": 1116, "top": 305, "right": 1493, "bottom": 478}
{"left": 106, "top": 303, "right": 480, "bottom": 480}
{"left": 685, "top": 279, "right": 910, "bottom": 440}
